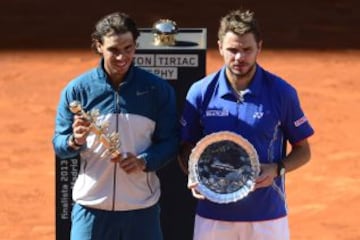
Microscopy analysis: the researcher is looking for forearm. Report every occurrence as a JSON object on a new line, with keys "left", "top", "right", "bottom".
{"left": 177, "top": 142, "right": 195, "bottom": 174}
{"left": 140, "top": 136, "right": 179, "bottom": 172}
{"left": 53, "top": 133, "right": 80, "bottom": 159}
{"left": 53, "top": 92, "right": 80, "bottom": 158}
{"left": 282, "top": 139, "right": 311, "bottom": 173}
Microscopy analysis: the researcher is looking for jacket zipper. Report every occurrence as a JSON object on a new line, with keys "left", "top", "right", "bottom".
{"left": 112, "top": 92, "right": 121, "bottom": 210}
{"left": 146, "top": 174, "right": 154, "bottom": 194}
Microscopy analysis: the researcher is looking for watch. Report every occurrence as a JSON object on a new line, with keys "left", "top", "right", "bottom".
{"left": 69, "top": 134, "right": 82, "bottom": 150}
{"left": 277, "top": 161, "right": 286, "bottom": 177}
{"left": 137, "top": 154, "right": 148, "bottom": 171}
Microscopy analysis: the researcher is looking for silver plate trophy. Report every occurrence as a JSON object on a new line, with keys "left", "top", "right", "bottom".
{"left": 69, "top": 101, "right": 121, "bottom": 159}
{"left": 188, "top": 131, "right": 260, "bottom": 204}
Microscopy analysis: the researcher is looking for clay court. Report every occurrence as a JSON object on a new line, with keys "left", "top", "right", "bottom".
{"left": 0, "top": 48, "right": 359, "bottom": 240}
{"left": 0, "top": 1, "right": 359, "bottom": 239}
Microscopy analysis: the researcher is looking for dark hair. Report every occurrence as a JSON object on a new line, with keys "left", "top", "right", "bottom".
{"left": 91, "top": 12, "right": 140, "bottom": 52}
{"left": 218, "top": 9, "right": 261, "bottom": 43}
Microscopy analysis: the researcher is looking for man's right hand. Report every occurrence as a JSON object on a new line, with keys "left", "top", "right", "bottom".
{"left": 71, "top": 114, "right": 91, "bottom": 145}
{"left": 187, "top": 182, "right": 205, "bottom": 200}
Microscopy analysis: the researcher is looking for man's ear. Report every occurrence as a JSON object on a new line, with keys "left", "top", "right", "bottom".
{"left": 95, "top": 41, "right": 103, "bottom": 54}
{"left": 218, "top": 40, "right": 224, "bottom": 56}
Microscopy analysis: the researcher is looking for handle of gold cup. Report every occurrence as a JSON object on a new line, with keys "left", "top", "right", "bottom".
{"left": 69, "top": 101, "right": 121, "bottom": 159}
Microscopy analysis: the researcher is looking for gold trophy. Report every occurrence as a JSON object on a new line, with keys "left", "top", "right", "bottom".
{"left": 152, "top": 19, "right": 178, "bottom": 46}
{"left": 69, "top": 101, "right": 121, "bottom": 158}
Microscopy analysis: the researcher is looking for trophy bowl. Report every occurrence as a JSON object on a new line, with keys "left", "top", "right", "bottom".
{"left": 188, "top": 131, "right": 260, "bottom": 204}
{"left": 152, "top": 19, "right": 178, "bottom": 46}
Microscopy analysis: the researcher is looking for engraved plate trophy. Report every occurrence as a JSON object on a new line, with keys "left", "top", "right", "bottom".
{"left": 188, "top": 131, "right": 260, "bottom": 204}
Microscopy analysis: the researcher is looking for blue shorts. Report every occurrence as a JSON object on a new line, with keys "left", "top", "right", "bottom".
{"left": 71, "top": 203, "right": 163, "bottom": 240}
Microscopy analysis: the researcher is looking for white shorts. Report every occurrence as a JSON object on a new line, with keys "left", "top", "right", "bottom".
{"left": 193, "top": 214, "right": 290, "bottom": 240}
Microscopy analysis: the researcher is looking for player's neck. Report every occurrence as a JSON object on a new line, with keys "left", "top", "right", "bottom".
{"left": 227, "top": 68, "right": 256, "bottom": 91}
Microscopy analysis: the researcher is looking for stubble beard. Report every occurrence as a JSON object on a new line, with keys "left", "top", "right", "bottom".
{"left": 229, "top": 62, "right": 256, "bottom": 81}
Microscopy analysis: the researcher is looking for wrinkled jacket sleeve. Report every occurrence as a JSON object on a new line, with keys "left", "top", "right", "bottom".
{"left": 140, "top": 84, "right": 179, "bottom": 172}
{"left": 52, "top": 83, "right": 80, "bottom": 159}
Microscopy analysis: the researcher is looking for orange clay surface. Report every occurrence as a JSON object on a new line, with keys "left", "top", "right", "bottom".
{"left": 0, "top": 49, "right": 359, "bottom": 240}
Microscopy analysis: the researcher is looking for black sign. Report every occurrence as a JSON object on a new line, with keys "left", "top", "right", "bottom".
{"left": 55, "top": 156, "right": 79, "bottom": 239}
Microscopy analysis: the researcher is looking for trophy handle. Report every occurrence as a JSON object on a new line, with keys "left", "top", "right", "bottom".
{"left": 69, "top": 101, "right": 121, "bottom": 159}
